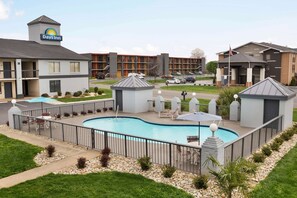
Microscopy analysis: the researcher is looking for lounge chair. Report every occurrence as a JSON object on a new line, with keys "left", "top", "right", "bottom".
{"left": 159, "top": 107, "right": 180, "bottom": 120}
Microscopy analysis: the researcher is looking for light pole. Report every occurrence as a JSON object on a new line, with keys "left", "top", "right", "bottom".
{"left": 209, "top": 123, "right": 218, "bottom": 137}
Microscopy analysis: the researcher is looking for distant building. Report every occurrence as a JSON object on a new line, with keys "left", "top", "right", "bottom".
{"left": 0, "top": 15, "right": 89, "bottom": 99}
{"left": 82, "top": 53, "right": 205, "bottom": 78}
{"left": 216, "top": 42, "right": 297, "bottom": 86}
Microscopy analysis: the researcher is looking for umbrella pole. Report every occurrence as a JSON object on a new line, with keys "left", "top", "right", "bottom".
{"left": 198, "top": 121, "right": 200, "bottom": 146}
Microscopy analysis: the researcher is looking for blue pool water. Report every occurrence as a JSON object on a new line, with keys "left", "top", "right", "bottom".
{"left": 26, "top": 97, "right": 56, "bottom": 103}
{"left": 83, "top": 117, "right": 238, "bottom": 144}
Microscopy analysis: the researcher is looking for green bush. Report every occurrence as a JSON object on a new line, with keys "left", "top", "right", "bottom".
{"left": 137, "top": 156, "right": 152, "bottom": 171}
{"left": 41, "top": 93, "right": 49, "bottom": 97}
{"left": 73, "top": 91, "right": 82, "bottom": 97}
{"left": 193, "top": 175, "right": 208, "bottom": 189}
{"left": 98, "top": 90, "right": 103, "bottom": 95}
{"left": 286, "top": 130, "right": 295, "bottom": 138}
{"left": 216, "top": 87, "right": 242, "bottom": 118}
{"left": 94, "top": 87, "right": 99, "bottom": 93}
{"left": 164, "top": 101, "right": 171, "bottom": 109}
{"left": 252, "top": 152, "right": 265, "bottom": 163}
{"left": 270, "top": 142, "right": 280, "bottom": 151}
{"left": 262, "top": 146, "right": 272, "bottom": 156}
{"left": 289, "top": 77, "right": 296, "bottom": 86}
{"left": 84, "top": 89, "right": 89, "bottom": 93}
{"left": 57, "top": 91, "right": 62, "bottom": 96}
{"left": 161, "top": 164, "right": 176, "bottom": 178}
{"left": 280, "top": 132, "right": 291, "bottom": 141}
{"left": 274, "top": 137, "right": 284, "bottom": 145}
{"left": 65, "top": 91, "right": 71, "bottom": 96}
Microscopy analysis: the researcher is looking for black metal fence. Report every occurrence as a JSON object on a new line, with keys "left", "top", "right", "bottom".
{"left": 224, "top": 115, "right": 283, "bottom": 163}
{"left": 22, "top": 100, "right": 114, "bottom": 117}
{"left": 13, "top": 114, "right": 201, "bottom": 174}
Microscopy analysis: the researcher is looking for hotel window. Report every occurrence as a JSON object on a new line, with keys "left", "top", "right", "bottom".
{"left": 70, "top": 62, "right": 80, "bottom": 72}
{"left": 49, "top": 62, "right": 60, "bottom": 73}
{"left": 266, "top": 54, "right": 271, "bottom": 60}
{"left": 49, "top": 80, "right": 61, "bottom": 92}
{"left": 293, "top": 55, "right": 296, "bottom": 63}
{"left": 292, "top": 64, "right": 295, "bottom": 74}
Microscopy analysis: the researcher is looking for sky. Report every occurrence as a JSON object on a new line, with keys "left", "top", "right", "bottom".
{"left": 1, "top": 0, "right": 297, "bottom": 61}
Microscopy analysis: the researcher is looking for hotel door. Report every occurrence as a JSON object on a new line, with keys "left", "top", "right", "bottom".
{"left": 115, "top": 90, "right": 123, "bottom": 111}
{"left": 263, "top": 99, "right": 279, "bottom": 129}
{"left": 4, "top": 82, "right": 12, "bottom": 98}
{"left": 3, "top": 62, "right": 12, "bottom": 78}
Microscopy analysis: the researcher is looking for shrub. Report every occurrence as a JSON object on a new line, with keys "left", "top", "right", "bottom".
{"left": 45, "top": 145, "right": 55, "bottom": 157}
{"left": 274, "top": 137, "right": 284, "bottom": 145}
{"left": 22, "top": 120, "right": 28, "bottom": 124}
{"left": 103, "top": 108, "right": 108, "bottom": 112}
{"left": 83, "top": 93, "right": 90, "bottom": 96}
{"left": 73, "top": 91, "right": 82, "bottom": 97}
{"left": 164, "top": 101, "right": 171, "bottom": 109}
{"left": 270, "top": 141, "right": 280, "bottom": 151}
{"left": 252, "top": 152, "right": 265, "bottom": 163}
{"left": 280, "top": 132, "right": 291, "bottom": 141}
{"left": 109, "top": 107, "right": 113, "bottom": 111}
{"left": 84, "top": 89, "right": 89, "bottom": 93}
{"left": 101, "top": 147, "right": 111, "bottom": 155}
{"left": 65, "top": 94, "right": 72, "bottom": 98}
{"left": 77, "top": 157, "right": 87, "bottom": 169}
{"left": 100, "top": 154, "right": 110, "bottom": 167}
{"left": 137, "top": 156, "right": 152, "bottom": 171}
{"left": 72, "top": 112, "right": 78, "bottom": 116}
{"left": 6, "top": 121, "right": 9, "bottom": 126}
{"left": 55, "top": 114, "right": 61, "bottom": 119}
{"left": 216, "top": 87, "right": 242, "bottom": 118}
{"left": 65, "top": 91, "right": 71, "bottom": 96}
{"left": 286, "top": 130, "right": 295, "bottom": 138}
{"left": 289, "top": 77, "right": 296, "bottom": 86}
{"left": 193, "top": 175, "right": 208, "bottom": 189}
{"left": 94, "top": 87, "right": 99, "bottom": 93}
{"left": 161, "top": 164, "right": 176, "bottom": 178}
{"left": 98, "top": 90, "right": 103, "bottom": 95}
{"left": 88, "top": 110, "right": 93, "bottom": 114}
{"left": 64, "top": 112, "right": 70, "bottom": 117}
{"left": 81, "top": 111, "right": 87, "bottom": 115}
{"left": 261, "top": 146, "right": 272, "bottom": 156}
{"left": 57, "top": 91, "right": 62, "bottom": 96}
{"left": 96, "top": 109, "right": 102, "bottom": 113}
{"left": 41, "top": 93, "right": 50, "bottom": 97}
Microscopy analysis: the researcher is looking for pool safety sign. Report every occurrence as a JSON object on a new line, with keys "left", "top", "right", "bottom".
{"left": 40, "top": 28, "right": 62, "bottom": 41}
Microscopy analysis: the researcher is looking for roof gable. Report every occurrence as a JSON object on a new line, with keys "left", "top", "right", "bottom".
{"left": 239, "top": 77, "right": 296, "bottom": 100}
{"left": 27, "top": 15, "right": 61, "bottom": 26}
{"left": 111, "top": 76, "right": 154, "bottom": 90}
{"left": 218, "top": 53, "right": 266, "bottom": 63}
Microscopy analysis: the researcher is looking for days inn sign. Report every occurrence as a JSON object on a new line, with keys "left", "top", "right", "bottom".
{"left": 40, "top": 28, "right": 63, "bottom": 41}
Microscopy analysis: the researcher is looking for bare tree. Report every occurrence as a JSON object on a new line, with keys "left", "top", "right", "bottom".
{"left": 191, "top": 48, "right": 205, "bottom": 58}
{"left": 148, "top": 58, "right": 160, "bottom": 82}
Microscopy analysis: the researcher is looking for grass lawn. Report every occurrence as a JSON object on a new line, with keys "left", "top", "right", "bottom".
{"left": 250, "top": 144, "right": 297, "bottom": 198}
{"left": 92, "top": 79, "right": 119, "bottom": 85}
{"left": 147, "top": 79, "right": 166, "bottom": 84}
{"left": 0, "top": 172, "right": 193, "bottom": 198}
{"left": 293, "top": 108, "right": 297, "bottom": 122}
{"left": 161, "top": 85, "right": 245, "bottom": 95}
{"left": 56, "top": 88, "right": 112, "bottom": 103}
{"left": 195, "top": 76, "right": 214, "bottom": 81}
{"left": 0, "top": 134, "right": 42, "bottom": 179}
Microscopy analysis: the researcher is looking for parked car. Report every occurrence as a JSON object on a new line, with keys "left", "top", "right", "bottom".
{"left": 96, "top": 72, "right": 105, "bottom": 79}
{"left": 166, "top": 78, "right": 181, "bottom": 84}
{"left": 128, "top": 73, "right": 144, "bottom": 79}
{"left": 185, "top": 76, "right": 196, "bottom": 83}
{"left": 178, "top": 78, "right": 186, "bottom": 84}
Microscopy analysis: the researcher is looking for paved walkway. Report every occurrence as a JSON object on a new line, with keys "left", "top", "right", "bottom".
{"left": 0, "top": 127, "right": 100, "bottom": 189}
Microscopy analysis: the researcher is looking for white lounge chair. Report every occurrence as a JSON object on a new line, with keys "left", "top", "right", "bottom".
{"left": 159, "top": 107, "right": 180, "bottom": 120}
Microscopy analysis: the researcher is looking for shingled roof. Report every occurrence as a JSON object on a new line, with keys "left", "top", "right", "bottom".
{"left": 0, "top": 38, "right": 89, "bottom": 60}
{"left": 219, "top": 53, "right": 266, "bottom": 64}
{"left": 239, "top": 77, "right": 296, "bottom": 100}
{"left": 27, "top": 15, "right": 61, "bottom": 26}
{"left": 111, "top": 75, "right": 154, "bottom": 90}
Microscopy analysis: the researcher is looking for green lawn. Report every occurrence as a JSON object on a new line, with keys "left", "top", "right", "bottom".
{"left": 92, "top": 79, "right": 119, "bottom": 85}
{"left": 56, "top": 88, "right": 112, "bottom": 103}
{"left": 195, "top": 76, "right": 214, "bottom": 81}
{"left": 147, "top": 79, "right": 166, "bottom": 84}
{"left": 251, "top": 144, "right": 297, "bottom": 198}
{"left": 0, "top": 172, "right": 192, "bottom": 198}
{"left": 0, "top": 134, "right": 42, "bottom": 179}
{"left": 293, "top": 108, "right": 297, "bottom": 122}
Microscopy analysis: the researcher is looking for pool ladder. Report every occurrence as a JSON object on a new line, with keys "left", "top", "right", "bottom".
{"left": 115, "top": 105, "right": 119, "bottom": 118}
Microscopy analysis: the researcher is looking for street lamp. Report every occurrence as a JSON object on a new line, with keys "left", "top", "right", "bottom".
{"left": 192, "top": 92, "right": 196, "bottom": 97}
{"left": 209, "top": 123, "right": 218, "bottom": 137}
{"left": 158, "top": 90, "right": 162, "bottom": 95}
{"left": 234, "top": 94, "right": 238, "bottom": 101}
{"left": 11, "top": 99, "right": 16, "bottom": 107}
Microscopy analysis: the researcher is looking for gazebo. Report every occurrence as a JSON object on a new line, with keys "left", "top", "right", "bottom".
{"left": 239, "top": 77, "right": 296, "bottom": 129}
{"left": 111, "top": 75, "right": 154, "bottom": 113}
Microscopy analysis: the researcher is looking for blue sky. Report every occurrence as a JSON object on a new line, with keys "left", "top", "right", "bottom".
{"left": 1, "top": 0, "right": 297, "bottom": 61}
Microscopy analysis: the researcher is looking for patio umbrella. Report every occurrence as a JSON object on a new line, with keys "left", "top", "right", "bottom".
{"left": 177, "top": 112, "right": 222, "bottom": 145}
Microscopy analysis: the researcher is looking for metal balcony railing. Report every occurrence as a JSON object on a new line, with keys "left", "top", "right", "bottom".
{"left": 22, "top": 70, "right": 39, "bottom": 78}
{"left": 0, "top": 70, "right": 16, "bottom": 79}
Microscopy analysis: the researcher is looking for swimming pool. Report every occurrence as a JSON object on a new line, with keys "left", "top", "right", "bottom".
{"left": 26, "top": 97, "right": 56, "bottom": 103}
{"left": 83, "top": 117, "right": 238, "bottom": 144}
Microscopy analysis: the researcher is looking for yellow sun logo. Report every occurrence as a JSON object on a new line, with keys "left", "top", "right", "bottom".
{"left": 45, "top": 28, "right": 57, "bottom": 36}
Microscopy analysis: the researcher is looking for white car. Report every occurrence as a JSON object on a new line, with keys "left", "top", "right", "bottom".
{"left": 128, "top": 73, "right": 144, "bottom": 79}
{"left": 166, "top": 78, "right": 180, "bottom": 84}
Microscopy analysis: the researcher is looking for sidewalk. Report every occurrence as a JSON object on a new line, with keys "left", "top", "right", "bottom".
{"left": 0, "top": 126, "right": 100, "bottom": 189}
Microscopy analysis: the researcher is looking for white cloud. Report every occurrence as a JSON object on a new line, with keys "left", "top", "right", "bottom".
{"left": 146, "top": 44, "right": 159, "bottom": 53}
{"left": 0, "top": 0, "right": 9, "bottom": 20}
{"left": 15, "top": 10, "right": 24, "bottom": 17}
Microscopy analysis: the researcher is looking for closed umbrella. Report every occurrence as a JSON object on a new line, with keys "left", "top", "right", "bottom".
{"left": 177, "top": 112, "right": 222, "bottom": 145}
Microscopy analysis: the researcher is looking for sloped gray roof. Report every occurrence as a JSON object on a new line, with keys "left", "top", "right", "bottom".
{"left": 111, "top": 75, "right": 154, "bottom": 90}
{"left": 219, "top": 53, "right": 266, "bottom": 64}
{"left": 27, "top": 15, "right": 61, "bottom": 26}
{"left": 239, "top": 77, "right": 296, "bottom": 100}
{"left": 0, "top": 38, "right": 89, "bottom": 60}
{"left": 259, "top": 42, "right": 297, "bottom": 53}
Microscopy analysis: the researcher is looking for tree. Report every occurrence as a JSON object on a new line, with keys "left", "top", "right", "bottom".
{"left": 190, "top": 48, "right": 205, "bottom": 58}
{"left": 148, "top": 58, "right": 160, "bottom": 82}
{"left": 206, "top": 61, "right": 217, "bottom": 74}
{"left": 207, "top": 156, "right": 257, "bottom": 198}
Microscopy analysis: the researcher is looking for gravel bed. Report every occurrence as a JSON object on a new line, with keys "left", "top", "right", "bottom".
{"left": 34, "top": 150, "right": 66, "bottom": 166}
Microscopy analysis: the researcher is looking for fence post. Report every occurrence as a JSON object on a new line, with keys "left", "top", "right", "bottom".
{"left": 104, "top": 131, "right": 108, "bottom": 149}
{"left": 145, "top": 139, "right": 148, "bottom": 157}
{"left": 258, "top": 129, "right": 261, "bottom": 148}
{"left": 18, "top": 115, "right": 21, "bottom": 130}
{"left": 72, "top": 105, "right": 74, "bottom": 114}
{"left": 49, "top": 121, "right": 52, "bottom": 138}
{"left": 169, "top": 143, "right": 172, "bottom": 166}
{"left": 241, "top": 138, "right": 244, "bottom": 157}
{"left": 231, "top": 143, "right": 234, "bottom": 161}
{"left": 28, "top": 116, "right": 31, "bottom": 133}
{"left": 91, "top": 129, "right": 95, "bottom": 149}
{"left": 76, "top": 126, "right": 78, "bottom": 145}
{"left": 93, "top": 102, "right": 96, "bottom": 113}
{"left": 60, "top": 123, "right": 64, "bottom": 141}
{"left": 250, "top": 133, "right": 253, "bottom": 154}
{"left": 124, "top": 135, "right": 127, "bottom": 157}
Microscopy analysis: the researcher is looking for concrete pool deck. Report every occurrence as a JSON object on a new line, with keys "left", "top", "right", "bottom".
{"left": 56, "top": 111, "right": 253, "bottom": 137}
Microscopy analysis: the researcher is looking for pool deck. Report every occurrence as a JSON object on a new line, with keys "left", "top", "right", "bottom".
{"left": 57, "top": 111, "right": 253, "bottom": 137}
